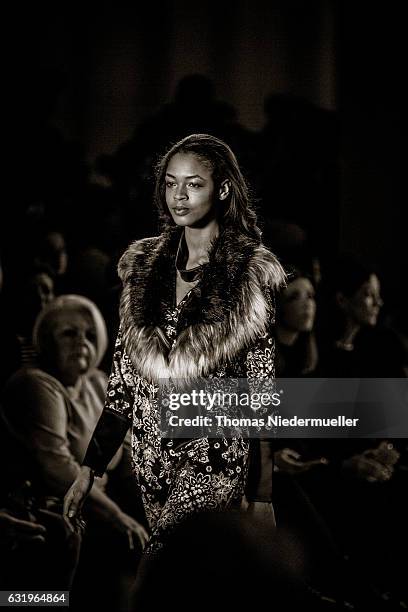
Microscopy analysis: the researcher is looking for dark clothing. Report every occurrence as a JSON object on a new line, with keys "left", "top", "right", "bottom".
{"left": 322, "top": 326, "right": 406, "bottom": 378}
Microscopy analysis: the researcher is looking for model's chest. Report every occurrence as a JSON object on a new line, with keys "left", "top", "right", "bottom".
{"left": 175, "top": 270, "right": 199, "bottom": 306}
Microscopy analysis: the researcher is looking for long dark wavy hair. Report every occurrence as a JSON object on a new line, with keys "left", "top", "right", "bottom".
{"left": 154, "top": 133, "right": 261, "bottom": 240}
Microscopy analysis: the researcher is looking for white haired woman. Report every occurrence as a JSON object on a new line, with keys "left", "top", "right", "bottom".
{"left": 1, "top": 294, "right": 147, "bottom": 594}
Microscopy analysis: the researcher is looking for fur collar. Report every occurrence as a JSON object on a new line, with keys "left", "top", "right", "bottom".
{"left": 118, "top": 226, "right": 286, "bottom": 382}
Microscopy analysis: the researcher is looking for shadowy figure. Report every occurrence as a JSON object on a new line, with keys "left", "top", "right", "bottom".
{"left": 319, "top": 255, "right": 405, "bottom": 377}
{"left": 131, "top": 511, "right": 314, "bottom": 611}
{"left": 0, "top": 262, "right": 56, "bottom": 388}
{"left": 257, "top": 93, "right": 339, "bottom": 261}
{"left": 95, "top": 75, "right": 254, "bottom": 241}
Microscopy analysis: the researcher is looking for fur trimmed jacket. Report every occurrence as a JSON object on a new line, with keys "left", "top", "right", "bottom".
{"left": 83, "top": 225, "right": 285, "bottom": 552}
{"left": 118, "top": 225, "right": 285, "bottom": 381}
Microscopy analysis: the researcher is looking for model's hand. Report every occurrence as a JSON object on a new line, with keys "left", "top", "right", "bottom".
{"left": 246, "top": 501, "right": 276, "bottom": 528}
{"left": 274, "top": 448, "right": 328, "bottom": 474}
{"left": 63, "top": 465, "right": 94, "bottom": 521}
{"left": 109, "top": 511, "right": 149, "bottom": 550}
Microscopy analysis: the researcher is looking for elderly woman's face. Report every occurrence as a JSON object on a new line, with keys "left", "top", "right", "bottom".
{"left": 48, "top": 310, "right": 97, "bottom": 384}
{"left": 165, "top": 153, "right": 218, "bottom": 227}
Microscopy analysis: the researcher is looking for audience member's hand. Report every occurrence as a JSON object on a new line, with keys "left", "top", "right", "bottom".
{"left": 342, "top": 456, "right": 389, "bottom": 482}
{"left": 274, "top": 448, "right": 328, "bottom": 474}
{"left": 109, "top": 510, "right": 149, "bottom": 550}
{"left": 343, "top": 442, "right": 399, "bottom": 483}
{"left": 365, "top": 440, "right": 400, "bottom": 468}
{"left": 0, "top": 510, "right": 46, "bottom": 547}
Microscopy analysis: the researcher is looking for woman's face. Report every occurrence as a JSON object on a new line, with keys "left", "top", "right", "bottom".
{"left": 279, "top": 277, "right": 316, "bottom": 332}
{"left": 165, "top": 153, "right": 218, "bottom": 227}
{"left": 29, "top": 272, "right": 55, "bottom": 311}
{"left": 44, "top": 231, "right": 68, "bottom": 276}
{"left": 343, "top": 274, "right": 383, "bottom": 326}
{"left": 48, "top": 310, "right": 97, "bottom": 384}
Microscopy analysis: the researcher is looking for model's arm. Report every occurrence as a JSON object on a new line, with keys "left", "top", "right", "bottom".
{"left": 82, "top": 328, "right": 133, "bottom": 476}
{"left": 244, "top": 285, "right": 277, "bottom": 511}
{"left": 244, "top": 329, "right": 275, "bottom": 505}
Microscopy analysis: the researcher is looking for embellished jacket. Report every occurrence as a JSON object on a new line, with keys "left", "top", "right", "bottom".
{"left": 83, "top": 225, "right": 286, "bottom": 502}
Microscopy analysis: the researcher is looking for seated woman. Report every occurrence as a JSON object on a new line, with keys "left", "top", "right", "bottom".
{"left": 0, "top": 295, "right": 147, "bottom": 599}
{"left": 275, "top": 266, "right": 318, "bottom": 378}
{"left": 320, "top": 255, "right": 405, "bottom": 377}
{"left": 272, "top": 269, "right": 340, "bottom": 598}
{"left": 306, "top": 256, "right": 406, "bottom": 601}
{"left": 274, "top": 267, "right": 327, "bottom": 480}
{"left": 274, "top": 265, "right": 405, "bottom": 604}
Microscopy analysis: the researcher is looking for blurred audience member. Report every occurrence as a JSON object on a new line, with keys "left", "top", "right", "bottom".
{"left": 320, "top": 255, "right": 405, "bottom": 377}
{"left": 0, "top": 263, "right": 55, "bottom": 388}
{"left": 275, "top": 267, "right": 318, "bottom": 377}
{"left": 34, "top": 229, "right": 68, "bottom": 278}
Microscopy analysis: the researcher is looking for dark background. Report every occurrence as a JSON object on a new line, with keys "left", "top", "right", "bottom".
{"left": 3, "top": 0, "right": 405, "bottom": 301}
